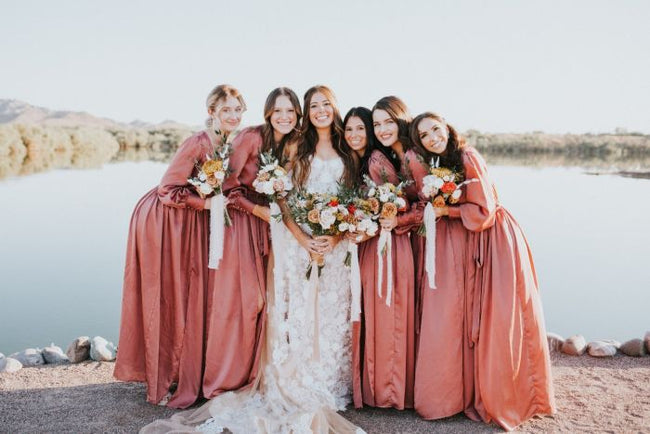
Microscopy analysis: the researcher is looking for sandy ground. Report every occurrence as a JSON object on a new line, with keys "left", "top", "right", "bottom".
{"left": 1, "top": 352, "right": 649, "bottom": 433}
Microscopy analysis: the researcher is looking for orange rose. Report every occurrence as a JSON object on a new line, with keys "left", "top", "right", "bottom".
{"left": 432, "top": 195, "right": 446, "bottom": 208}
{"left": 441, "top": 181, "right": 457, "bottom": 194}
{"left": 308, "top": 209, "right": 320, "bottom": 224}
{"left": 380, "top": 202, "right": 398, "bottom": 219}
{"left": 206, "top": 174, "right": 218, "bottom": 186}
{"left": 368, "top": 198, "right": 380, "bottom": 214}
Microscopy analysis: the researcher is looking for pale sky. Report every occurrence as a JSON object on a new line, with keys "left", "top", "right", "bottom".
{"left": 1, "top": 0, "right": 649, "bottom": 133}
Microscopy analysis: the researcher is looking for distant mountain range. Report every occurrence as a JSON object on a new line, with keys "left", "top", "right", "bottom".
{"left": 0, "top": 99, "right": 192, "bottom": 130}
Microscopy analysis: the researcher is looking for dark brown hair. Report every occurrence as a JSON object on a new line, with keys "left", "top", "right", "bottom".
{"left": 261, "top": 87, "right": 302, "bottom": 163}
{"left": 371, "top": 96, "right": 412, "bottom": 171}
{"left": 410, "top": 112, "right": 466, "bottom": 173}
{"left": 293, "top": 85, "right": 356, "bottom": 188}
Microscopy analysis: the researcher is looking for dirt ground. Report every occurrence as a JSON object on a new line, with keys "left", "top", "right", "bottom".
{"left": 1, "top": 352, "right": 649, "bottom": 433}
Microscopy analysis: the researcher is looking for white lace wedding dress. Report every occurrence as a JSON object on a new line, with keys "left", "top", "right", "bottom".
{"left": 141, "top": 156, "right": 362, "bottom": 433}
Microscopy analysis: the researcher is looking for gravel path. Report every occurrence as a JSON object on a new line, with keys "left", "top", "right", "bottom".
{"left": 1, "top": 353, "right": 649, "bottom": 433}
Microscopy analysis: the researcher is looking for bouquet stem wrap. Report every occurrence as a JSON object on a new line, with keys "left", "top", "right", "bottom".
{"left": 376, "top": 229, "right": 393, "bottom": 307}
{"left": 424, "top": 202, "right": 437, "bottom": 289}
{"left": 208, "top": 194, "right": 225, "bottom": 269}
{"left": 348, "top": 243, "right": 361, "bottom": 322}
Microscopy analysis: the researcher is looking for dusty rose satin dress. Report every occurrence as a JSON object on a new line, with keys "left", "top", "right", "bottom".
{"left": 414, "top": 147, "right": 556, "bottom": 430}
{"left": 352, "top": 150, "right": 417, "bottom": 410}
{"left": 114, "top": 131, "right": 214, "bottom": 408}
{"left": 201, "top": 126, "right": 269, "bottom": 400}
{"left": 407, "top": 149, "right": 474, "bottom": 420}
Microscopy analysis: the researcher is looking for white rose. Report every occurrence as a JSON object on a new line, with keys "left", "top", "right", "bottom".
{"left": 262, "top": 181, "right": 275, "bottom": 195}
{"left": 395, "top": 197, "right": 407, "bottom": 209}
{"left": 433, "top": 177, "right": 444, "bottom": 189}
{"left": 451, "top": 189, "right": 462, "bottom": 200}
{"left": 368, "top": 187, "right": 376, "bottom": 197}
{"left": 379, "top": 192, "right": 390, "bottom": 202}
{"left": 199, "top": 183, "right": 213, "bottom": 195}
{"left": 320, "top": 209, "right": 336, "bottom": 230}
{"left": 214, "top": 171, "right": 225, "bottom": 181}
{"left": 198, "top": 172, "right": 207, "bottom": 182}
{"left": 338, "top": 222, "right": 349, "bottom": 232}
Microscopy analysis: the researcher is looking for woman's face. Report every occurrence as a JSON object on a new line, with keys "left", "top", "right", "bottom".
{"left": 344, "top": 116, "right": 367, "bottom": 155}
{"left": 212, "top": 95, "right": 244, "bottom": 134}
{"left": 417, "top": 117, "right": 449, "bottom": 154}
{"left": 270, "top": 95, "right": 297, "bottom": 136}
{"left": 372, "top": 109, "right": 399, "bottom": 148}
{"left": 308, "top": 92, "right": 334, "bottom": 129}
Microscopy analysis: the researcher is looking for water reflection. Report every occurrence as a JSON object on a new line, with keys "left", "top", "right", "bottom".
{"left": 0, "top": 161, "right": 649, "bottom": 355}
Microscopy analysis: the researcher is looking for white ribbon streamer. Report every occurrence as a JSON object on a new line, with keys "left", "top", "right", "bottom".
{"left": 349, "top": 243, "right": 361, "bottom": 322}
{"left": 424, "top": 202, "right": 437, "bottom": 289}
{"left": 376, "top": 229, "right": 393, "bottom": 307}
{"left": 307, "top": 258, "right": 321, "bottom": 361}
{"left": 208, "top": 194, "right": 225, "bottom": 269}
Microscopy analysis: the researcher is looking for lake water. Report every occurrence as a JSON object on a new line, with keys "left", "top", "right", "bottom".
{"left": 1, "top": 160, "right": 649, "bottom": 355}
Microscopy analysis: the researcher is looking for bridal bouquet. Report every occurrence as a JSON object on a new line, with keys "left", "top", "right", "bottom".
{"left": 420, "top": 157, "right": 465, "bottom": 207}
{"left": 288, "top": 191, "right": 348, "bottom": 278}
{"left": 362, "top": 174, "right": 410, "bottom": 307}
{"left": 252, "top": 151, "right": 293, "bottom": 222}
{"left": 420, "top": 157, "right": 476, "bottom": 290}
{"left": 187, "top": 131, "right": 232, "bottom": 269}
{"left": 187, "top": 133, "right": 231, "bottom": 200}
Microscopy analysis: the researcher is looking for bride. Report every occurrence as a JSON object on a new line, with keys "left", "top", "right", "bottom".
{"left": 143, "top": 85, "right": 362, "bottom": 433}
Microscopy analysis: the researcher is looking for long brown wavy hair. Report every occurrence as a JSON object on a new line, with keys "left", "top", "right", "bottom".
{"left": 410, "top": 112, "right": 466, "bottom": 173}
{"left": 261, "top": 87, "right": 302, "bottom": 163}
{"left": 371, "top": 96, "right": 412, "bottom": 171}
{"left": 292, "top": 85, "right": 356, "bottom": 189}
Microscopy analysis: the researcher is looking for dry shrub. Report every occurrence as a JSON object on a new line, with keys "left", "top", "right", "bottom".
{"left": 69, "top": 127, "right": 120, "bottom": 168}
{"left": 0, "top": 124, "right": 27, "bottom": 179}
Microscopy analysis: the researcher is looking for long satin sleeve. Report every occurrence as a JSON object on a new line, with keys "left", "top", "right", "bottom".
{"left": 157, "top": 133, "right": 209, "bottom": 211}
{"left": 395, "top": 153, "right": 429, "bottom": 234}
{"left": 224, "top": 128, "right": 262, "bottom": 214}
{"left": 447, "top": 147, "right": 497, "bottom": 232}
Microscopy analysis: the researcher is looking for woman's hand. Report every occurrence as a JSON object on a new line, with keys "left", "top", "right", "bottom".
{"left": 434, "top": 206, "right": 448, "bottom": 218}
{"left": 345, "top": 231, "right": 370, "bottom": 244}
{"left": 379, "top": 216, "right": 398, "bottom": 232}
{"left": 314, "top": 235, "right": 340, "bottom": 253}
{"left": 298, "top": 233, "right": 328, "bottom": 255}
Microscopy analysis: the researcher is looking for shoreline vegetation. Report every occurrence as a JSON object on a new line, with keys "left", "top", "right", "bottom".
{"left": 1, "top": 124, "right": 650, "bottom": 180}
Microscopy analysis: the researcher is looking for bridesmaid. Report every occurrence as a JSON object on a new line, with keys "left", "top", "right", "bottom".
{"left": 410, "top": 112, "right": 556, "bottom": 430}
{"left": 352, "top": 96, "right": 418, "bottom": 410}
{"left": 405, "top": 113, "right": 473, "bottom": 421}
{"left": 201, "top": 87, "right": 302, "bottom": 401}
{"left": 114, "top": 85, "right": 246, "bottom": 408}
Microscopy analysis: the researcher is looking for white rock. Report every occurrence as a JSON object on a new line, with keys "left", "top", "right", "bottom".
{"left": 587, "top": 340, "right": 619, "bottom": 357}
{"left": 66, "top": 336, "right": 91, "bottom": 363}
{"left": 0, "top": 357, "right": 23, "bottom": 373}
{"left": 42, "top": 344, "right": 69, "bottom": 364}
{"left": 546, "top": 332, "right": 565, "bottom": 353}
{"left": 561, "top": 335, "right": 587, "bottom": 356}
{"left": 90, "top": 336, "right": 116, "bottom": 362}
{"left": 9, "top": 348, "right": 45, "bottom": 367}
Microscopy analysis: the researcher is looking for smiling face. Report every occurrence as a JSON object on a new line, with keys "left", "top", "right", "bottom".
{"left": 308, "top": 92, "right": 334, "bottom": 129}
{"left": 372, "top": 109, "right": 399, "bottom": 148}
{"left": 417, "top": 117, "right": 449, "bottom": 154}
{"left": 344, "top": 116, "right": 367, "bottom": 155}
{"left": 270, "top": 95, "right": 298, "bottom": 136}
{"left": 211, "top": 95, "right": 244, "bottom": 134}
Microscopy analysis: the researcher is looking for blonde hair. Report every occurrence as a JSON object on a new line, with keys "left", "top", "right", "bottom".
{"left": 205, "top": 84, "right": 246, "bottom": 127}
